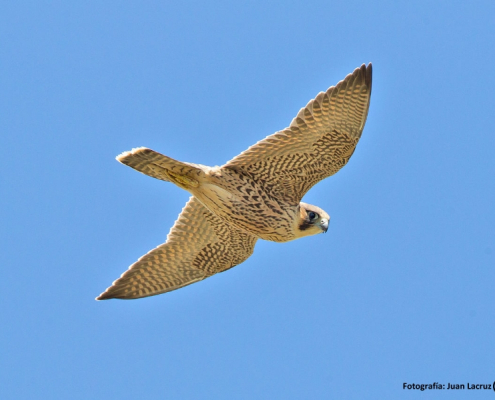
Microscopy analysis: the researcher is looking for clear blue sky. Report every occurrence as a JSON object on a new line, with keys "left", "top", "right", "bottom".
{"left": 2, "top": 1, "right": 494, "bottom": 399}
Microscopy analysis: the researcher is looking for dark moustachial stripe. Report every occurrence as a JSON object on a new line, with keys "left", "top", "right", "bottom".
{"left": 299, "top": 220, "right": 313, "bottom": 231}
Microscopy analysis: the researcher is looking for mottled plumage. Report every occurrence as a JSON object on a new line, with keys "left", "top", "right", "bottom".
{"left": 97, "top": 63, "right": 372, "bottom": 300}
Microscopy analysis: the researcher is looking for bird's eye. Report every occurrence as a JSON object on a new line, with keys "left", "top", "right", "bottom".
{"left": 308, "top": 211, "right": 318, "bottom": 220}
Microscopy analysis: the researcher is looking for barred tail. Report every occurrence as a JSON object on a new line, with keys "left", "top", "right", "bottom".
{"left": 117, "top": 147, "right": 206, "bottom": 189}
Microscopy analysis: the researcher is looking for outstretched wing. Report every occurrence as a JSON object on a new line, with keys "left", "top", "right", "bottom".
{"left": 223, "top": 63, "right": 372, "bottom": 204}
{"left": 97, "top": 197, "right": 257, "bottom": 300}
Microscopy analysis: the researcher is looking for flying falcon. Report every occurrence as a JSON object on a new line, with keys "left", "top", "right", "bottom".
{"left": 97, "top": 63, "right": 372, "bottom": 300}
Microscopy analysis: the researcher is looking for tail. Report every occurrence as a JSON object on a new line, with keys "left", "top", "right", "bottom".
{"left": 117, "top": 147, "right": 206, "bottom": 190}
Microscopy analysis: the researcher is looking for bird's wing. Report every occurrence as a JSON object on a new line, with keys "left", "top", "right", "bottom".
{"left": 223, "top": 63, "right": 372, "bottom": 204}
{"left": 97, "top": 197, "right": 257, "bottom": 300}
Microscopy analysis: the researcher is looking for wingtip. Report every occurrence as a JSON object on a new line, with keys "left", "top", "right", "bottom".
{"left": 365, "top": 63, "right": 372, "bottom": 89}
{"left": 358, "top": 63, "right": 372, "bottom": 87}
{"left": 356, "top": 63, "right": 372, "bottom": 93}
{"left": 95, "top": 292, "right": 112, "bottom": 301}
{"left": 96, "top": 285, "right": 121, "bottom": 300}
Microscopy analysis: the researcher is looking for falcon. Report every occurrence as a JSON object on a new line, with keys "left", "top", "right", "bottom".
{"left": 97, "top": 63, "right": 372, "bottom": 300}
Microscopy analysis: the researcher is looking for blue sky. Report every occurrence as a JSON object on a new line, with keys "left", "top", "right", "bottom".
{"left": 2, "top": 1, "right": 495, "bottom": 399}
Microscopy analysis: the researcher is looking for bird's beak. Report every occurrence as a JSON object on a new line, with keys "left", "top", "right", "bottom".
{"left": 320, "top": 218, "right": 329, "bottom": 233}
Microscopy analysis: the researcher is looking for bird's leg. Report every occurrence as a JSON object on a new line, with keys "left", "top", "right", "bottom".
{"left": 147, "top": 163, "right": 199, "bottom": 189}
{"left": 165, "top": 169, "right": 199, "bottom": 188}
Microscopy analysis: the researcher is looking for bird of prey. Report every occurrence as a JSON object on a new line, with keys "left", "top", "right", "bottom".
{"left": 97, "top": 63, "right": 372, "bottom": 300}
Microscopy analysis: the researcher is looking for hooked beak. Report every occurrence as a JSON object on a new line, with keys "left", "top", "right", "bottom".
{"left": 320, "top": 218, "right": 329, "bottom": 233}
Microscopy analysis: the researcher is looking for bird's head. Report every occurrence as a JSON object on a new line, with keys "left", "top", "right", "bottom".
{"left": 294, "top": 202, "right": 330, "bottom": 238}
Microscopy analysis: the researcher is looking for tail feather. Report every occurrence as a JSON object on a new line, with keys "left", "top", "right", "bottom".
{"left": 117, "top": 147, "right": 206, "bottom": 187}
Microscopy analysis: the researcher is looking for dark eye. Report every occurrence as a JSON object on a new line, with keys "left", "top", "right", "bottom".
{"left": 308, "top": 211, "right": 318, "bottom": 220}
